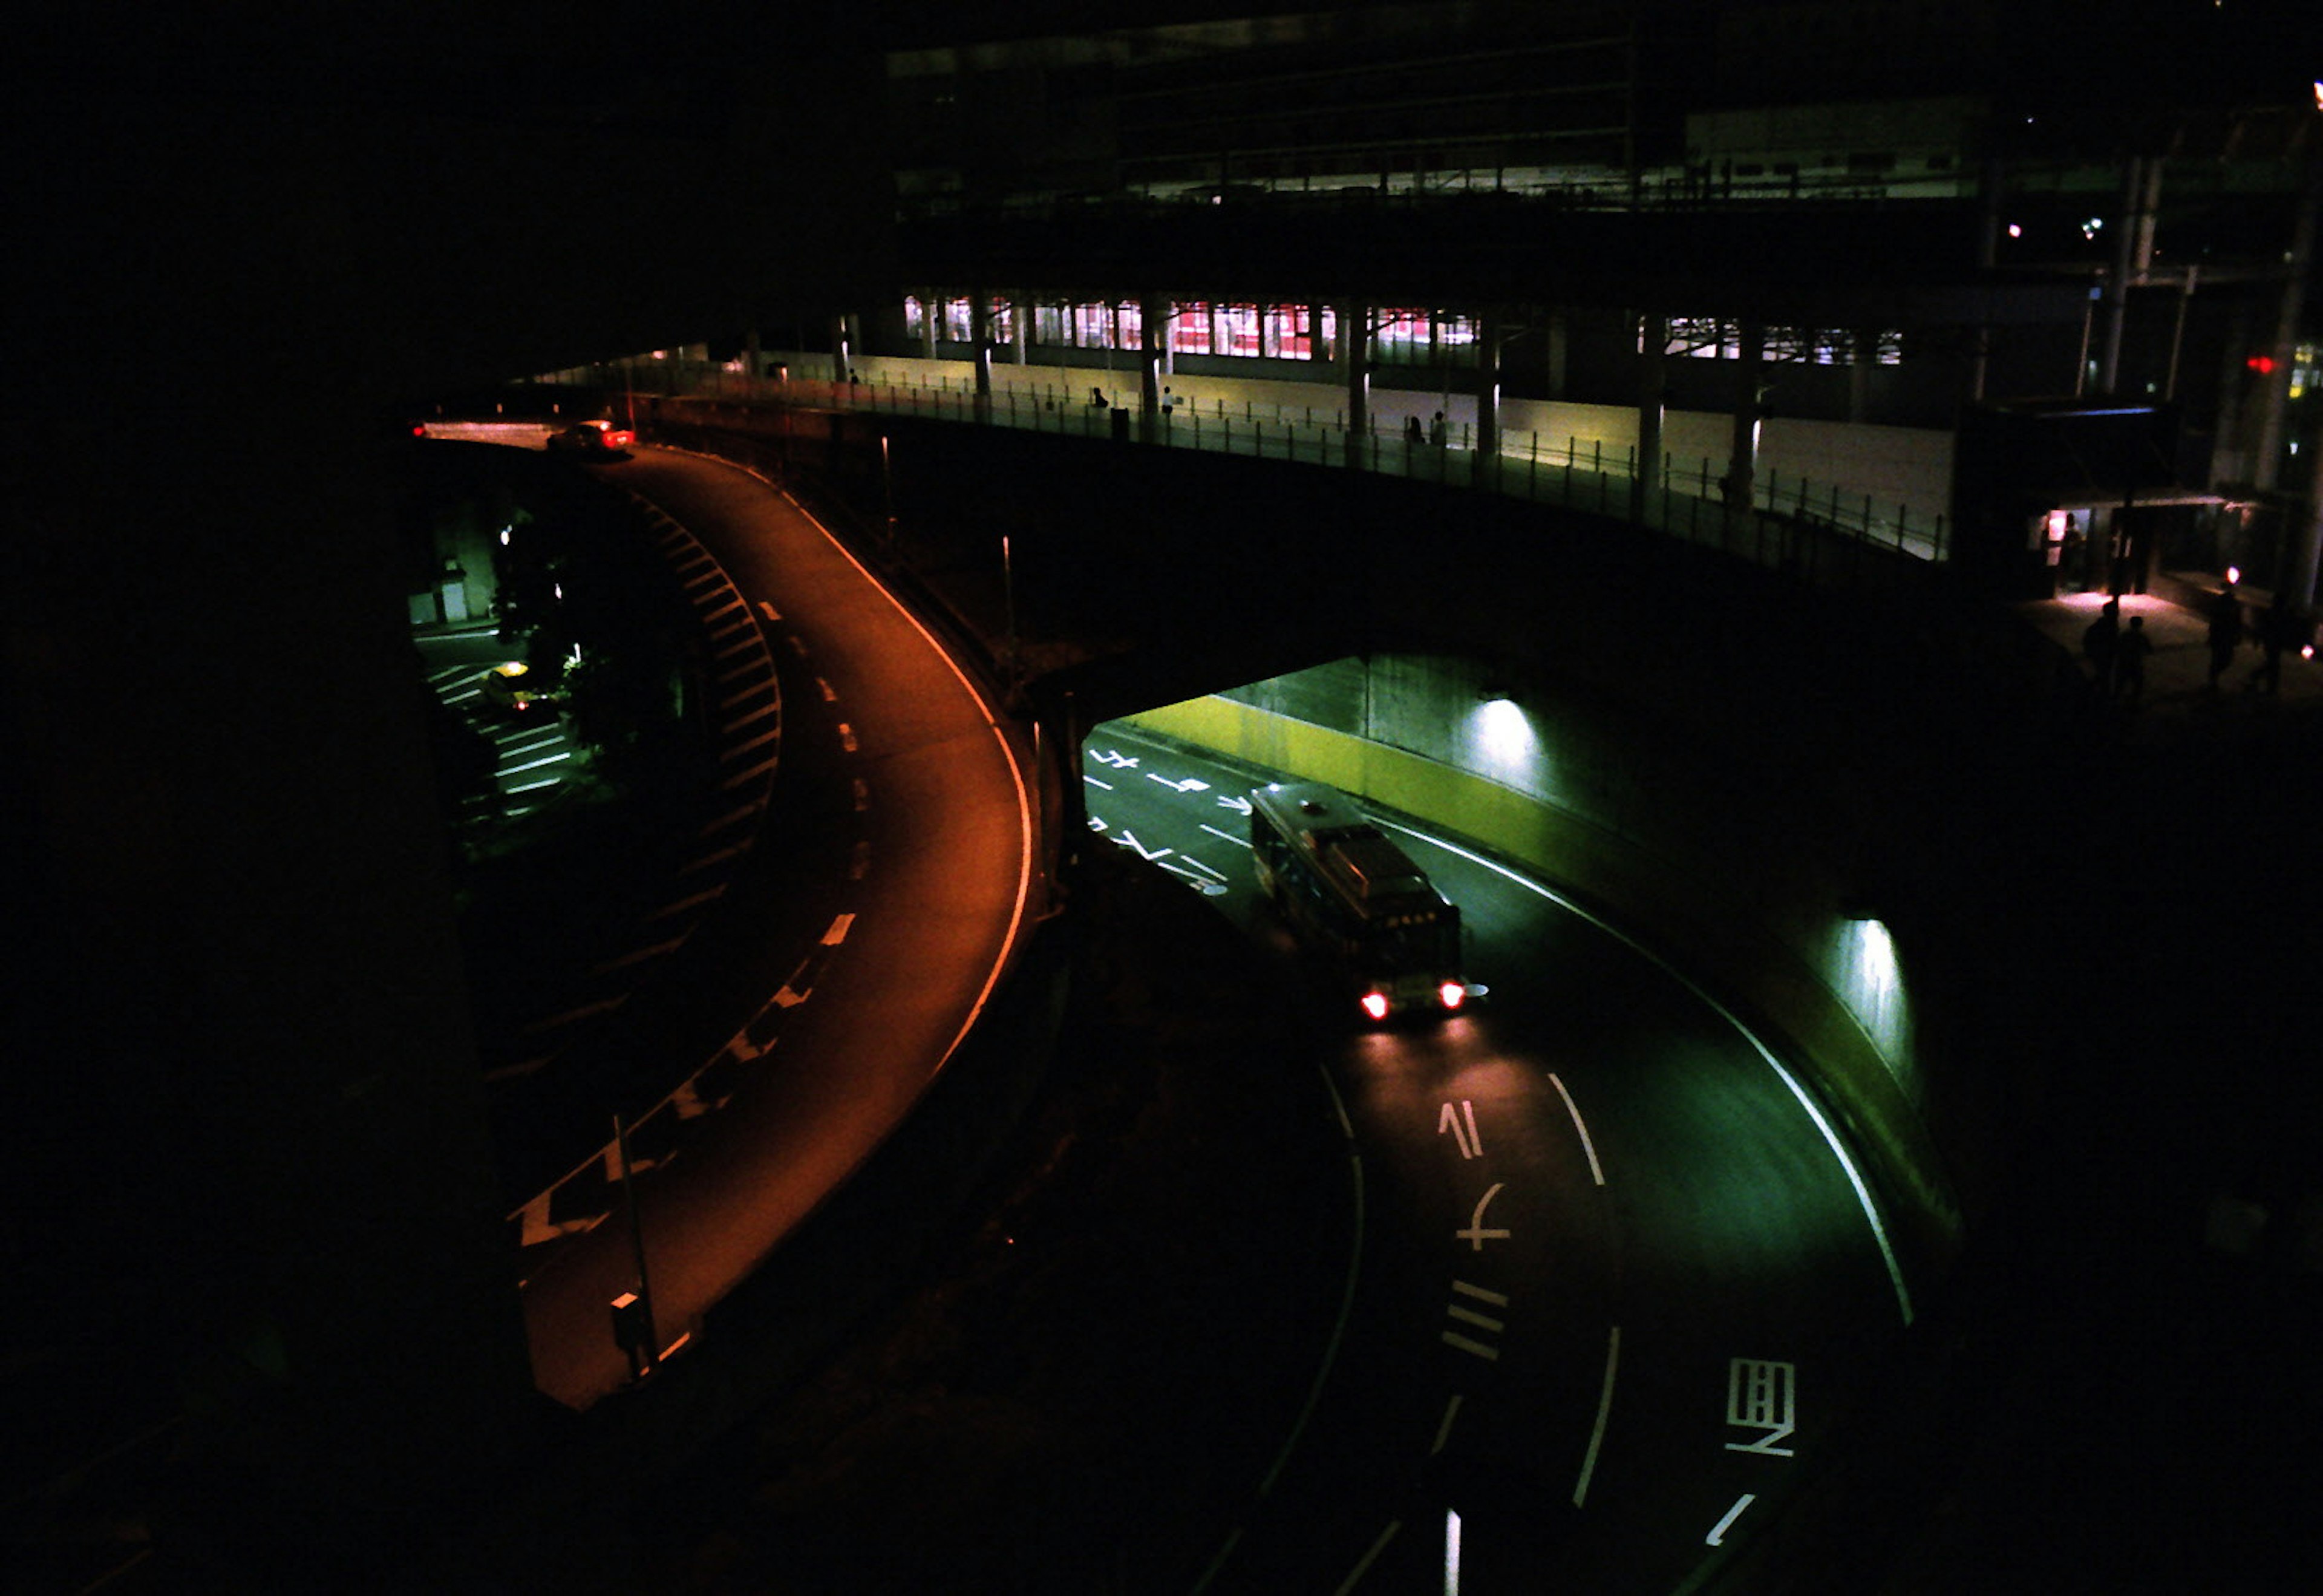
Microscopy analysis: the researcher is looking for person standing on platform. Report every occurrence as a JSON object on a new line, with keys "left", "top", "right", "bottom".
{"left": 2206, "top": 584, "right": 2245, "bottom": 690}
{"left": 2082, "top": 597, "right": 2121, "bottom": 698}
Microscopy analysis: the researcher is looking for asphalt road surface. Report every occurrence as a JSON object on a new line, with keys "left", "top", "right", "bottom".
{"left": 515, "top": 446, "right": 1038, "bottom": 1410}
{"left": 1083, "top": 721, "right": 1913, "bottom": 1595}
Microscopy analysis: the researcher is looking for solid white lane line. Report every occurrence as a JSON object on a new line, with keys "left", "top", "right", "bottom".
{"left": 1387, "top": 822, "right": 1915, "bottom": 1329}
{"left": 1199, "top": 822, "right": 1252, "bottom": 848}
{"left": 1572, "top": 1324, "right": 1621, "bottom": 1508}
{"left": 774, "top": 485, "right": 1036, "bottom": 1076}
{"left": 1547, "top": 1071, "right": 1606, "bottom": 1186}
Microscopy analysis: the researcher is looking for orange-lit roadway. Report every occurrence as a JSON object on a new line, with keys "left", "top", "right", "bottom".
{"left": 517, "top": 446, "right": 1035, "bottom": 1410}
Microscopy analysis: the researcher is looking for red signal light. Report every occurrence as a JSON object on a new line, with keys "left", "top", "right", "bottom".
{"left": 2248, "top": 356, "right": 2277, "bottom": 374}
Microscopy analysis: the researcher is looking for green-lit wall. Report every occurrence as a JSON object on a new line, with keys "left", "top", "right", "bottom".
{"left": 1120, "top": 676, "right": 1961, "bottom": 1277}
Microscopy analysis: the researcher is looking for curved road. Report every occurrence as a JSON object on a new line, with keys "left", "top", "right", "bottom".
{"left": 1083, "top": 724, "right": 1913, "bottom": 1594}
{"left": 518, "top": 446, "right": 1036, "bottom": 1410}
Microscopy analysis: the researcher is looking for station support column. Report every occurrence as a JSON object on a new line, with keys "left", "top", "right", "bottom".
{"left": 1139, "top": 293, "right": 1166, "bottom": 444}
{"left": 1725, "top": 318, "right": 1765, "bottom": 535}
{"left": 1633, "top": 311, "right": 1666, "bottom": 526}
{"left": 972, "top": 287, "right": 995, "bottom": 424}
{"left": 1341, "top": 296, "right": 1370, "bottom": 469}
{"left": 1474, "top": 306, "right": 1501, "bottom": 487}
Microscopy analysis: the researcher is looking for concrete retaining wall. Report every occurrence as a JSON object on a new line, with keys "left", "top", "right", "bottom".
{"left": 1121, "top": 690, "right": 1962, "bottom": 1283}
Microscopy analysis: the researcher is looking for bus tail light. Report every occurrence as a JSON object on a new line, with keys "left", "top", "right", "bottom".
{"left": 1359, "top": 990, "right": 1391, "bottom": 1022}
{"left": 1439, "top": 981, "right": 1466, "bottom": 1011}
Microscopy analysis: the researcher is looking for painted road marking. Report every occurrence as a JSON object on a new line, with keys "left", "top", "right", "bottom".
{"left": 1572, "top": 1325, "right": 1621, "bottom": 1507}
{"left": 1083, "top": 774, "right": 1116, "bottom": 790}
{"left": 1440, "top": 1099, "right": 1483, "bottom": 1159}
{"left": 1387, "top": 822, "right": 1915, "bottom": 1327}
{"left": 1547, "top": 1072, "right": 1606, "bottom": 1186}
{"left": 1724, "top": 1359, "right": 1798, "bottom": 1456}
{"left": 1457, "top": 1184, "right": 1511, "bottom": 1250}
{"left": 1335, "top": 1520, "right": 1400, "bottom": 1596}
{"left": 650, "top": 886, "right": 726, "bottom": 921}
{"left": 1707, "top": 1494, "right": 1756, "bottom": 1546}
{"left": 592, "top": 935, "right": 687, "bottom": 975}
{"left": 719, "top": 756, "right": 779, "bottom": 791}
{"left": 816, "top": 676, "right": 838, "bottom": 701}
{"left": 822, "top": 914, "right": 855, "bottom": 946}
{"left": 1200, "top": 822, "right": 1252, "bottom": 848}
{"left": 838, "top": 723, "right": 858, "bottom": 752}
{"left": 1442, "top": 1280, "right": 1507, "bottom": 1360}
{"left": 1146, "top": 771, "right": 1211, "bottom": 793}
{"left": 757, "top": 600, "right": 782, "bottom": 621}
{"left": 1431, "top": 1393, "right": 1465, "bottom": 1456}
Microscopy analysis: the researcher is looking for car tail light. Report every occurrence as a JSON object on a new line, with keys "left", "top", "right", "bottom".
{"left": 1360, "top": 990, "right": 1391, "bottom": 1022}
{"left": 1439, "top": 981, "right": 1466, "bottom": 1010}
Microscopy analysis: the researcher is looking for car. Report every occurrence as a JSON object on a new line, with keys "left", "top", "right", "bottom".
{"left": 477, "top": 659, "right": 562, "bottom": 716}
{"left": 544, "top": 419, "right": 636, "bottom": 457}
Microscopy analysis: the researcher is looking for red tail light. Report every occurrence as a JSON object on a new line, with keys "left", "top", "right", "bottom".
{"left": 1360, "top": 990, "right": 1391, "bottom": 1022}
{"left": 1439, "top": 981, "right": 1466, "bottom": 1010}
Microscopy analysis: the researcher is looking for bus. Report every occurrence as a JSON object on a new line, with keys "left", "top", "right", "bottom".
{"left": 1248, "top": 780, "right": 1467, "bottom": 1021}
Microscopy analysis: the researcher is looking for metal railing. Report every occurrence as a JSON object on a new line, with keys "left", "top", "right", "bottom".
{"left": 566, "top": 361, "right": 1947, "bottom": 574}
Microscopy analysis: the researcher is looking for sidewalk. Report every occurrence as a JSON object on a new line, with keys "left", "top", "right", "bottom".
{"left": 2011, "top": 571, "right": 2323, "bottom": 734}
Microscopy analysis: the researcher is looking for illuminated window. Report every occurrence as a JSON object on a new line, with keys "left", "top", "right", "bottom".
{"left": 942, "top": 296, "right": 973, "bottom": 342}
{"left": 903, "top": 295, "right": 926, "bottom": 340}
{"left": 1217, "top": 303, "right": 1261, "bottom": 358}
{"left": 1174, "top": 301, "right": 1214, "bottom": 355}
{"left": 1034, "top": 301, "right": 1070, "bottom": 346}
{"left": 1263, "top": 303, "right": 1312, "bottom": 359}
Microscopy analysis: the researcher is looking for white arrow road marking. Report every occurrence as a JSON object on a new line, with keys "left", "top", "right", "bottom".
{"left": 1217, "top": 793, "right": 1253, "bottom": 815}
{"left": 1146, "top": 772, "right": 1212, "bottom": 793}
{"left": 1113, "top": 830, "right": 1172, "bottom": 862}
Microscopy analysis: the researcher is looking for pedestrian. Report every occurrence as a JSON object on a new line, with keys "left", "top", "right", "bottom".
{"left": 1429, "top": 410, "right": 1447, "bottom": 446}
{"left": 2081, "top": 597, "right": 2120, "bottom": 697}
{"left": 2114, "top": 613, "right": 2152, "bottom": 706}
{"left": 2205, "top": 583, "right": 2244, "bottom": 690}
{"left": 1161, "top": 385, "right": 1176, "bottom": 422}
{"left": 1405, "top": 414, "right": 1424, "bottom": 446}
{"left": 2250, "top": 598, "right": 2308, "bottom": 696}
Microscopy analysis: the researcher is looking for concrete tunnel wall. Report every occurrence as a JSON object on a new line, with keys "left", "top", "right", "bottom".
{"left": 1120, "top": 672, "right": 1964, "bottom": 1285}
